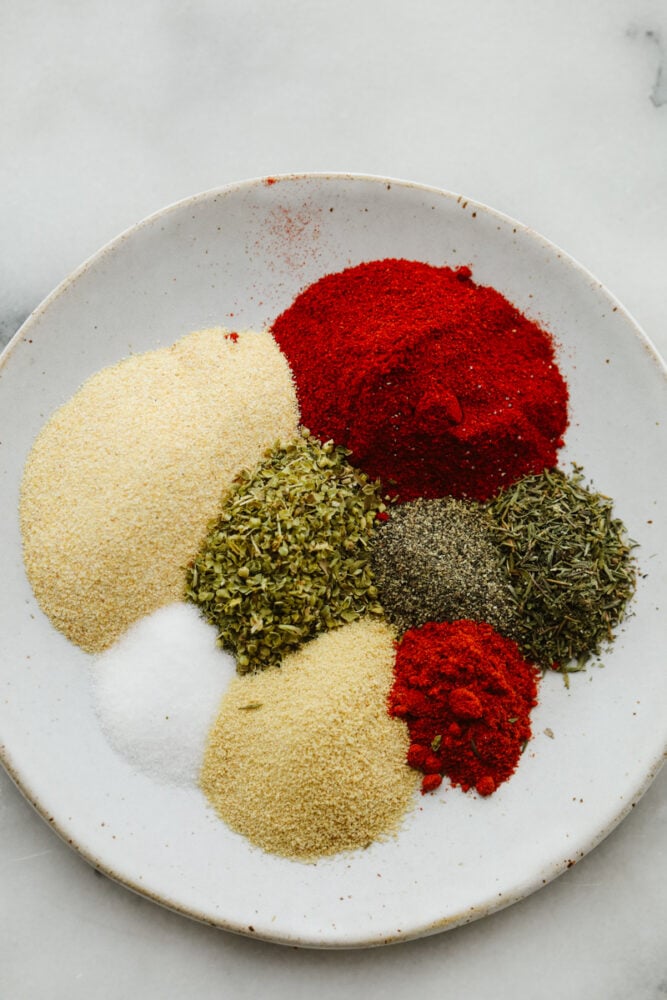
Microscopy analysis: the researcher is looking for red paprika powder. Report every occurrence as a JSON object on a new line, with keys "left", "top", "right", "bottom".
{"left": 389, "top": 620, "right": 539, "bottom": 796}
{"left": 271, "top": 259, "right": 568, "bottom": 502}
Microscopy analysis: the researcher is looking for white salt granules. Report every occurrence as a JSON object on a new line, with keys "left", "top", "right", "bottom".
{"left": 20, "top": 327, "right": 299, "bottom": 652}
{"left": 92, "top": 602, "right": 234, "bottom": 786}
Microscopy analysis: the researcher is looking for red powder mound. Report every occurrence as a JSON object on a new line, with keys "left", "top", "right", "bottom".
{"left": 271, "top": 259, "right": 569, "bottom": 501}
{"left": 389, "top": 620, "right": 539, "bottom": 796}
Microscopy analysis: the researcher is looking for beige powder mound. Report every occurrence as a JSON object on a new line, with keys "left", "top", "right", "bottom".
{"left": 200, "top": 619, "right": 419, "bottom": 861}
{"left": 19, "top": 328, "right": 299, "bottom": 652}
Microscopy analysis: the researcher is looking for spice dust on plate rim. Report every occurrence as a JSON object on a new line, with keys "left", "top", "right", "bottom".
{"left": 3, "top": 171, "right": 666, "bottom": 380}
{"left": 0, "top": 172, "right": 666, "bottom": 948}
{"left": 1, "top": 737, "right": 664, "bottom": 949}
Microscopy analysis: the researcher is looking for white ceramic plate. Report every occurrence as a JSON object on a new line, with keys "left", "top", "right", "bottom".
{"left": 1, "top": 174, "right": 665, "bottom": 948}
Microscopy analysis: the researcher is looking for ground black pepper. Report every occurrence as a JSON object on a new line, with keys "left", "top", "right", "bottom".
{"left": 370, "top": 497, "right": 517, "bottom": 636}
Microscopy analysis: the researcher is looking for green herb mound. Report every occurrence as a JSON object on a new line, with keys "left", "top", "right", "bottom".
{"left": 185, "top": 428, "right": 385, "bottom": 672}
{"left": 487, "top": 466, "right": 637, "bottom": 671}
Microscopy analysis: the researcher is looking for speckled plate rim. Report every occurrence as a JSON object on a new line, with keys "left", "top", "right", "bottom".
{"left": 1, "top": 172, "right": 666, "bottom": 948}
{"left": 1, "top": 744, "right": 665, "bottom": 950}
{"left": 3, "top": 172, "right": 667, "bottom": 375}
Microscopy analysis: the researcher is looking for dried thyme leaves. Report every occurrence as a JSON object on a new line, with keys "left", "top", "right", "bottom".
{"left": 185, "top": 428, "right": 385, "bottom": 672}
{"left": 371, "top": 497, "right": 517, "bottom": 636}
{"left": 486, "top": 466, "right": 637, "bottom": 670}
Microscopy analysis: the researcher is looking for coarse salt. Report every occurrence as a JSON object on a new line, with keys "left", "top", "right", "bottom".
{"left": 92, "top": 602, "right": 234, "bottom": 787}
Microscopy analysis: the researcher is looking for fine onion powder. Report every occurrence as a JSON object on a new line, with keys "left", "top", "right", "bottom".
{"left": 200, "top": 619, "right": 420, "bottom": 862}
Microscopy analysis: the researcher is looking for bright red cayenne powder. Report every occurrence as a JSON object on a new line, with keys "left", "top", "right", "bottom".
{"left": 271, "top": 259, "right": 568, "bottom": 502}
{"left": 389, "top": 620, "right": 539, "bottom": 795}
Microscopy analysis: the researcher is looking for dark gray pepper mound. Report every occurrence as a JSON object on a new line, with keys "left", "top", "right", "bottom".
{"left": 371, "top": 497, "right": 517, "bottom": 637}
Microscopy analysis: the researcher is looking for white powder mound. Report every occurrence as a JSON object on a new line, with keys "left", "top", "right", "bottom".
{"left": 92, "top": 602, "right": 235, "bottom": 787}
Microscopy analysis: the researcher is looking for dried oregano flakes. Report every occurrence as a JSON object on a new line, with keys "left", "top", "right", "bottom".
{"left": 185, "top": 428, "right": 386, "bottom": 672}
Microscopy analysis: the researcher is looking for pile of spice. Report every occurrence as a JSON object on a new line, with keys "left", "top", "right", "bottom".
{"left": 271, "top": 258, "right": 569, "bottom": 502}
{"left": 486, "top": 466, "right": 637, "bottom": 670}
{"left": 200, "top": 619, "right": 419, "bottom": 861}
{"left": 93, "top": 603, "right": 235, "bottom": 786}
{"left": 371, "top": 497, "right": 516, "bottom": 637}
{"left": 20, "top": 327, "right": 299, "bottom": 652}
{"left": 389, "top": 620, "right": 539, "bottom": 796}
{"left": 186, "top": 427, "right": 386, "bottom": 672}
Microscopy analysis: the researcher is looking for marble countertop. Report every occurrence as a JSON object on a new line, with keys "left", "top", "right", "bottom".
{"left": 1, "top": 2, "right": 665, "bottom": 997}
